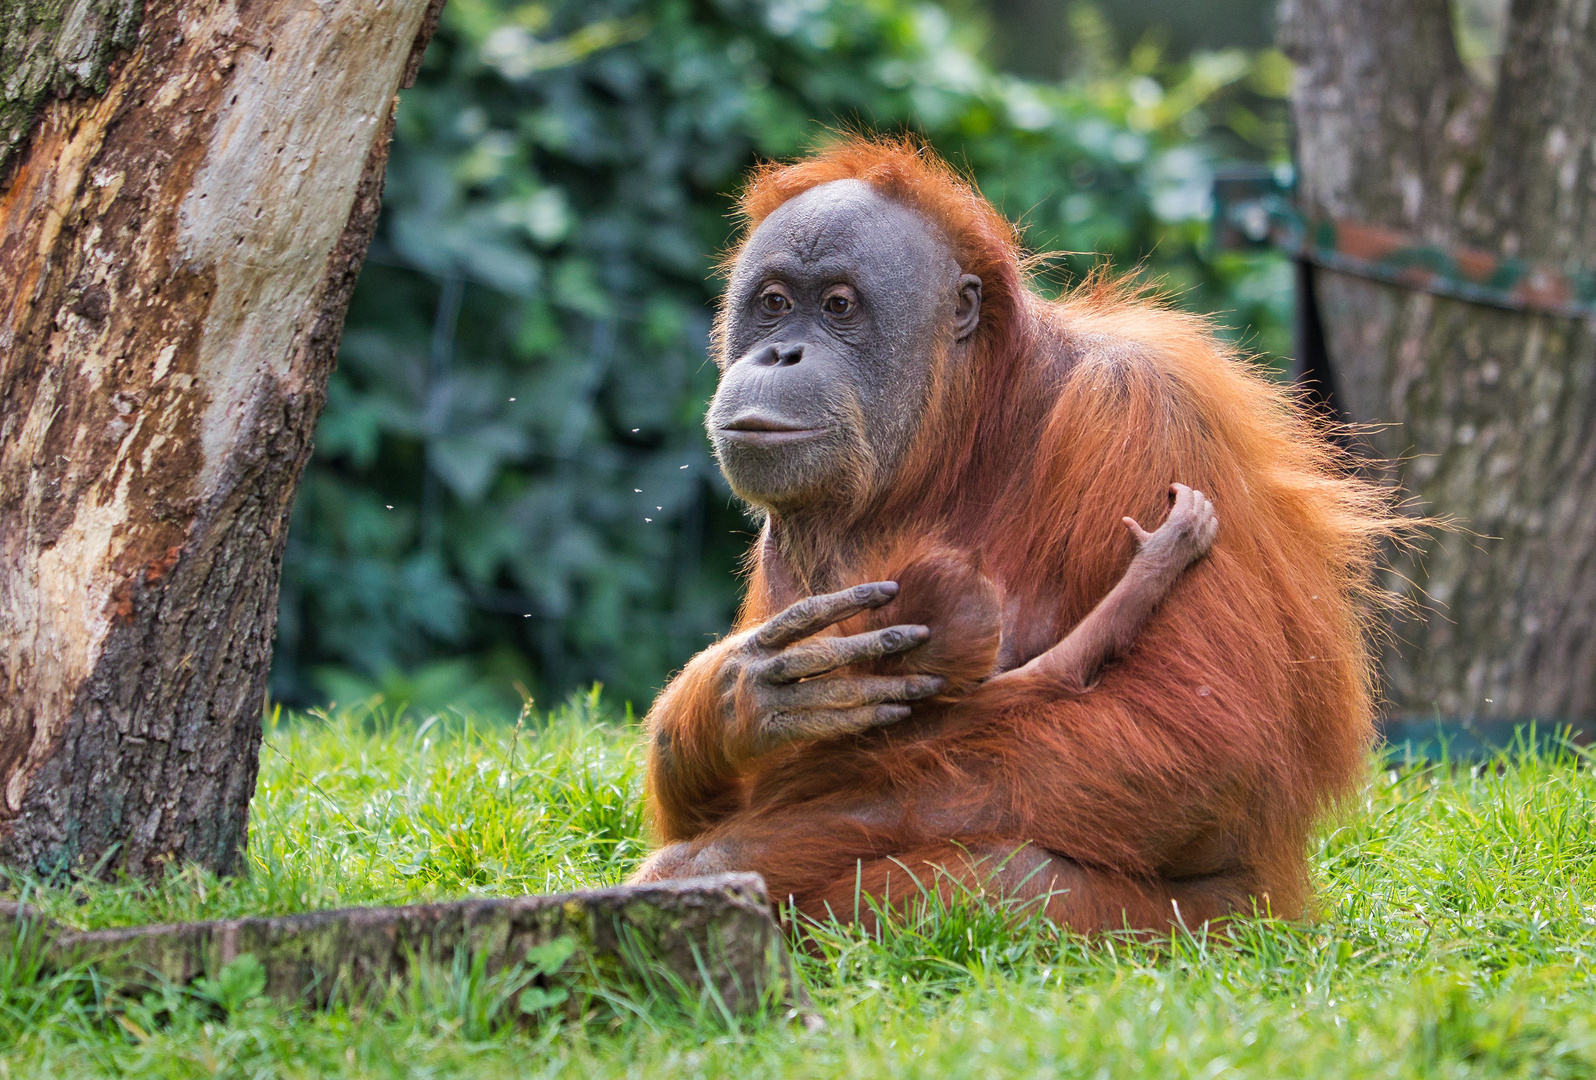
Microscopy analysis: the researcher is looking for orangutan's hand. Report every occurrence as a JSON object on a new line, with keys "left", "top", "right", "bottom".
{"left": 716, "top": 581, "right": 945, "bottom": 761}
{"left": 1122, "top": 483, "right": 1219, "bottom": 583}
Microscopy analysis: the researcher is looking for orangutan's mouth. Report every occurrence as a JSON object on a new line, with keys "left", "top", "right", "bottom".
{"left": 717, "top": 412, "right": 828, "bottom": 445}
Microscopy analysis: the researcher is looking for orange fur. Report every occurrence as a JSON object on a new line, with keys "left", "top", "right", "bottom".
{"left": 835, "top": 539, "right": 1004, "bottom": 700}
{"left": 637, "top": 136, "right": 1395, "bottom": 930}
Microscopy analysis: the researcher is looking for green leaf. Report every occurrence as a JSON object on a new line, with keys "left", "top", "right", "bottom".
{"left": 192, "top": 953, "right": 267, "bottom": 1014}
{"left": 517, "top": 985, "right": 569, "bottom": 1013}
{"left": 524, "top": 935, "right": 577, "bottom": 975}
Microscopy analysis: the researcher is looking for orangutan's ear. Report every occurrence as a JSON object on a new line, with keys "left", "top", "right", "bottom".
{"left": 953, "top": 273, "right": 982, "bottom": 342}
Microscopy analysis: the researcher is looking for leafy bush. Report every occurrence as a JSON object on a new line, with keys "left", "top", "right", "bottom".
{"left": 271, "top": 0, "right": 1294, "bottom": 712}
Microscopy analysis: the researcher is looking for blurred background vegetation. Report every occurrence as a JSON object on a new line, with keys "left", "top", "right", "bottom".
{"left": 269, "top": 0, "right": 1295, "bottom": 717}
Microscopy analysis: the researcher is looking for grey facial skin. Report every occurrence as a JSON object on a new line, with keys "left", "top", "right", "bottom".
{"left": 707, "top": 180, "right": 981, "bottom": 515}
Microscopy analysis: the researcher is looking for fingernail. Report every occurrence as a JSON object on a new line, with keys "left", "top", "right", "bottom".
{"left": 910, "top": 625, "right": 931, "bottom": 641}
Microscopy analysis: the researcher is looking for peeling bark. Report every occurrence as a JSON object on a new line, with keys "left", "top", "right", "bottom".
{"left": 1279, "top": 0, "right": 1596, "bottom": 723}
{"left": 0, "top": 0, "right": 144, "bottom": 177}
{"left": 0, "top": 0, "right": 442, "bottom": 878}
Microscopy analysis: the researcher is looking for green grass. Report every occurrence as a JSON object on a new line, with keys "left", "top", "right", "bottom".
{"left": 3, "top": 694, "right": 1596, "bottom": 1078}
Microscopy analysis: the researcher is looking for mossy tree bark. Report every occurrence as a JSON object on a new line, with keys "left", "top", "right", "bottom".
{"left": 0, "top": 0, "right": 444, "bottom": 879}
{"left": 1279, "top": 0, "right": 1596, "bottom": 725}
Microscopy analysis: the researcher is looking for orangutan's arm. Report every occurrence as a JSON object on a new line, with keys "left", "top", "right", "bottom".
{"left": 997, "top": 484, "right": 1218, "bottom": 692}
{"left": 645, "top": 583, "right": 944, "bottom": 841}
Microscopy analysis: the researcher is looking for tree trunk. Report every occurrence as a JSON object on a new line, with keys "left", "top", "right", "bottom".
{"left": 0, "top": 0, "right": 443, "bottom": 879}
{"left": 1278, "top": 0, "right": 1596, "bottom": 726}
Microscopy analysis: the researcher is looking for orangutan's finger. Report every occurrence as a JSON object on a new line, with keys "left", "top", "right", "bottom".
{"left": 772, "top": 674, "right": 946, "bottom": 711}
{"left": 759, "top": 624, "right": 930, "bottom": 683}
{"left": 753, "top": 581, "right": 899, "bottom": 649}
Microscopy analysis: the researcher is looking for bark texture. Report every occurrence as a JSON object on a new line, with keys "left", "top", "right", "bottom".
{"left": 1279, "top": 0, "right": 1596, "bottom": 723}
{"left": 0, "top": 0, "right": 143, "bottom": 175}
{"left": 0, "top": 0, "right": 442, "bottom": 878}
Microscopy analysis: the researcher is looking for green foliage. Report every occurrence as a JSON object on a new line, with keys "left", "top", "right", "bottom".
{"left": 3, "top": 705, "right": 1596, "bottom": 1076}
{"left": 517, "top": 937, "right": 578, "bottom": 1014}
{"left": 190, "top": 955, "right": 266, "bottom": 1015}
{"left": 272, "top": 0, "right": 1295, "bottom": 710}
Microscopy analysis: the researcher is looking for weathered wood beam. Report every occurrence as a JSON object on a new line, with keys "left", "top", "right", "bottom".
{"left": 2, "top": 874, "right": 808, "bottom": 1018}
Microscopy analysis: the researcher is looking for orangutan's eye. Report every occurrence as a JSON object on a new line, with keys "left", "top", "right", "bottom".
{"left": 823, "top": 289, "right": 857, "bottom": 317}
{"left": 758, "top": 288, "right": 791, "bottom": 315}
